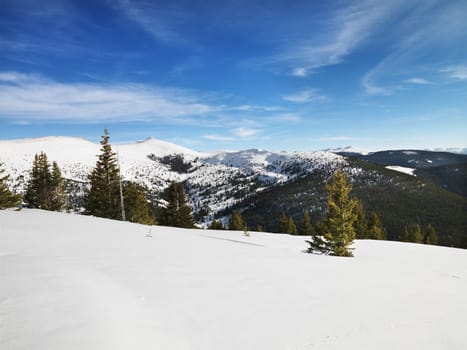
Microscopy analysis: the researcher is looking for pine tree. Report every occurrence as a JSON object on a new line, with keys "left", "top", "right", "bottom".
{"left": 208, "top": 220, "right": 224, "bottom": 229}
{"left": 367, "top": 211, "right": 386, "bottom": 240}
{"left": 400, "top": 226, "right": 410, "bottom": 242}
{"left": 84, "top": 130, "right": 122, "bottom": 220}
{"left": 287, "top": 216, "right": 297, "bottom": 234}
{"left": 24, "top": 152, "right": 65, "bottom": 211}
{"left": 123, "top": 182, "right": 155, "bottom": 225}
{"left": 229, "top": 210, "right": 245, "bottom": 231}
{"left": 278, "top": 212, "right": 289, "bottom": 233}
{"left": 24, "top": 152, "right": 49, "bottom": 209}
{"left": 164, "top": 182, "right": 194, "bottom": 228}
{"left": 410, "top": 224, "right": 424, "bottom": 243}
{"left": 49, "top": 161, "right": 66, "bottom": 211}
{"left": 424, "top": 224, "right": 438, "bottom": 245}
{"left": 307, "top": 171, "right": 357, "bottom": 257}
{"left": 299, "top": 210, "right": 314, "bottom": 235}
{"left": 0, "top": 162, "right": 21, "bottom": 209}
{"left": 354, "top": 199, "right": 369, "bottom": 239}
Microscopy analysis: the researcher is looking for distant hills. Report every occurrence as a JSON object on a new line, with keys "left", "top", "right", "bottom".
{"left": 1, "top": 136, "right": 466, "bottom": 248}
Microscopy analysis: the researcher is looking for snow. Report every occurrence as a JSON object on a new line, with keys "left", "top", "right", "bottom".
{"left": 1, "top": 209, "right": 466, "bottom": 350}
{"left": 385, "top": 165, "right": 416, "bottom": 176}
{"left": 324, "top": 146, "right": 370, "bottom": 155}
{"left": 0, "top": 136, "right": 347, "bottom": 220}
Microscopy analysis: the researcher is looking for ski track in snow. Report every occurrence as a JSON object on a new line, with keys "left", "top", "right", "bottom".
{"left": 1, "top": 209, "right": 467, "bottom": 350}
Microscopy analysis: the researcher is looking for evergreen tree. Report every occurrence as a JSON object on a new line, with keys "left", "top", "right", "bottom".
{"left": 410, "top": 224, "right": 424, "bottom": 243}
{"left": 24, "top": 153, "right": 65, "bottom": 211}
{"left": 0, "top": 162, "right": 21, "bottom": 209}
{"left": 299, "top": 210, "right": 314, "bottom": 235}
{"left": 354, "top": 199, "right": 369, "bottom": 239}
{"left": 84, "top": 130, "right": 122, "bottom": 220}
{"left": 123, "top": 182, "right": 155, "bottom": 225}
{"left": 367, "top": 211, "right": 386, "bottom": 240}
{"left": 255, "top": 224, "right": 264, "bottom": 232}
{"left": 49, "top": 161, "right": 66, "bottom": 211}
{"left": 208, "top": 220, "right": 224, "bottom": 230}
{"left": 287, "top": 216, "right": 297, "bottom": 234}
{"left": 164, "top": 181, "right": 194, "bottom": 228}
{"left": 278, "top": 212, "right": 289, "bottom": 233}
{"left": 307, "top": 171, "right": 357, "bottom": 257}
{"left": 424, "top": 224, "right": 438, "bottom": 245}
{"left": 400, "top": 226, "right": 410, "bottom": 242}
{"left": 229, "top": 210, "right": 245, "bottom": 231}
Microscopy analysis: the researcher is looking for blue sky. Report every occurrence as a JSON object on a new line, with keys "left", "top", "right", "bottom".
{"left": 0, "top": 0, "right": 466, "bottom": 152}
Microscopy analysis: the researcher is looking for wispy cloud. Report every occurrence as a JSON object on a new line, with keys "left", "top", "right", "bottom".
{"left": 440, "top": 65, "right": 467, "bottom": 80}
{"left": 0, "top": 72, "right": 222, "bottom": 123}
{"left": 269, "top": 114, "right": 302, "bottom": 122}
{"left": 404, "top": 77, "right": 432, "bottom": 85}
{"left": 115, "top": 0, "right": 188, "bottom": 45}
{"left": 270, "top": 1, "right": 401, "bottom": 76}
{"left": 232, "top": 127, "right": 258, "bottom": 138}
{"left": 203, "top": 134, "right": 234, "bottom": 142}
{"left": 282, "top": 89, "right": 328, "bottom": 103}
{"left": 318, "top": 136, "right": 355, "bottom": 142}
{"left": 361, "top": 1, "right": 467, "bottom": 95}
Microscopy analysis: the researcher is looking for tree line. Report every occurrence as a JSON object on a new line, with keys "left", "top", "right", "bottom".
{"left": 213, "top": 171, "right": 438, "bottom": 257}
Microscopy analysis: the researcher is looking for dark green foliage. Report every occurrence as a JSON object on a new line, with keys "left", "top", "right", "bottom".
{"left": 49, "top": 161, "right": 67, "bottom": 211}
{"left": 156, "top": 154, "right": 192, "bottom": 174}
{"left": 162, "top": 182, "right": 195, "bottom": 228}
{"left": 410, "top": 224, "right": 424, "bottom": 243}
{"left": 24, "top": 153, "right": 66, "bottom": 211}
{"left": 208, "top": 220, "right": 224, "bottom": 230}
{"left": 255, "top": 224, "right": 264, "bottom": 232}
{"left": 0, "top": 162, "right": 21, "bottom": 209}
{"left": 307, "top": 171, "right": 357, "bottom": 257}
{"left": 299, "top": 210, "right": 314, "bottom": 235}
{"left": 424, "top": 224, "right": 438, "bottom": 245}
{"left": 123, "top": 182, "right": 155, "bottom": 225}
{"left": 367, "top": 211, "right": 386, "bottom": 240}
{"left": 350, "top": 150, "right": 467, "bottom": 169}
{"left": 278, "top": 212, "right": 289, "bottom": 233}
{"left": 287, "top": 217, "right": 297, "bottom": 234}
{"left": 84, "top": 130, "right": 122, "bottom": 220}
{"left": 400, "top": 226, "right": 410, "bottom": 242}
{"left": 416, "top": 162, "right": 467, "bottom": 198}
{"left": 353, "top": 199, "right": 369, "bottom": 239}
{"left": 229, "top": 210, "right": 245, "bottom": 231}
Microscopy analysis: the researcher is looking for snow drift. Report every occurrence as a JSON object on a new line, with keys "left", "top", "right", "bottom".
{"left": 1, "top": 209, "right": 466, "bottom": 349}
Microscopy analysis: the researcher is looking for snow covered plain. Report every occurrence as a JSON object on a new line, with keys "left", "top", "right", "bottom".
{"left": 1, "top": 209, "right": 466, "bottom": 350}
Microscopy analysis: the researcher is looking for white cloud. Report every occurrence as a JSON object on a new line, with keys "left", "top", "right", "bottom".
{"left": 203, "top": 134, "right": 234, "bottom": 142}
{"left": 232, "top": 127, "right": 258, "bottom": 138}
{"left": 440, "top": 65, "right": 467, "bottom": 80}
{"left": 318, "top": 136, "right": 354, "bottom": 141}
{"left": 0, "top": 72, "right": 222, "bottom": 122}
{"left": 404, "top": 77, "right": 432, "bottom": 85}
{"left": 270, "top": 114, "right": 302, "bottom": 122}
{"left": 282, "top": 89, "right": 328, "bottom": 103}
{"left": 292, "top": 68, "right": 308, "bottom": 77}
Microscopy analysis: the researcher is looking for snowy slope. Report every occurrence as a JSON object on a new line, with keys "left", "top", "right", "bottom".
{"left": 1, "top": 209, "right": 466, "bottom": 350}
{"left": 0, "top": 136, "right": 347, "bottom": 220}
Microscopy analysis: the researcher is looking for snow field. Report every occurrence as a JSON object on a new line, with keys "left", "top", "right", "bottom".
{"left": 1, "top": 209, "right": 466, "bottom": 349}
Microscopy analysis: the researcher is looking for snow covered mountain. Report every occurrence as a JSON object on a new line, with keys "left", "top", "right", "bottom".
{"left": 0, "top": 136, "right": 346, "bottom": 221}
